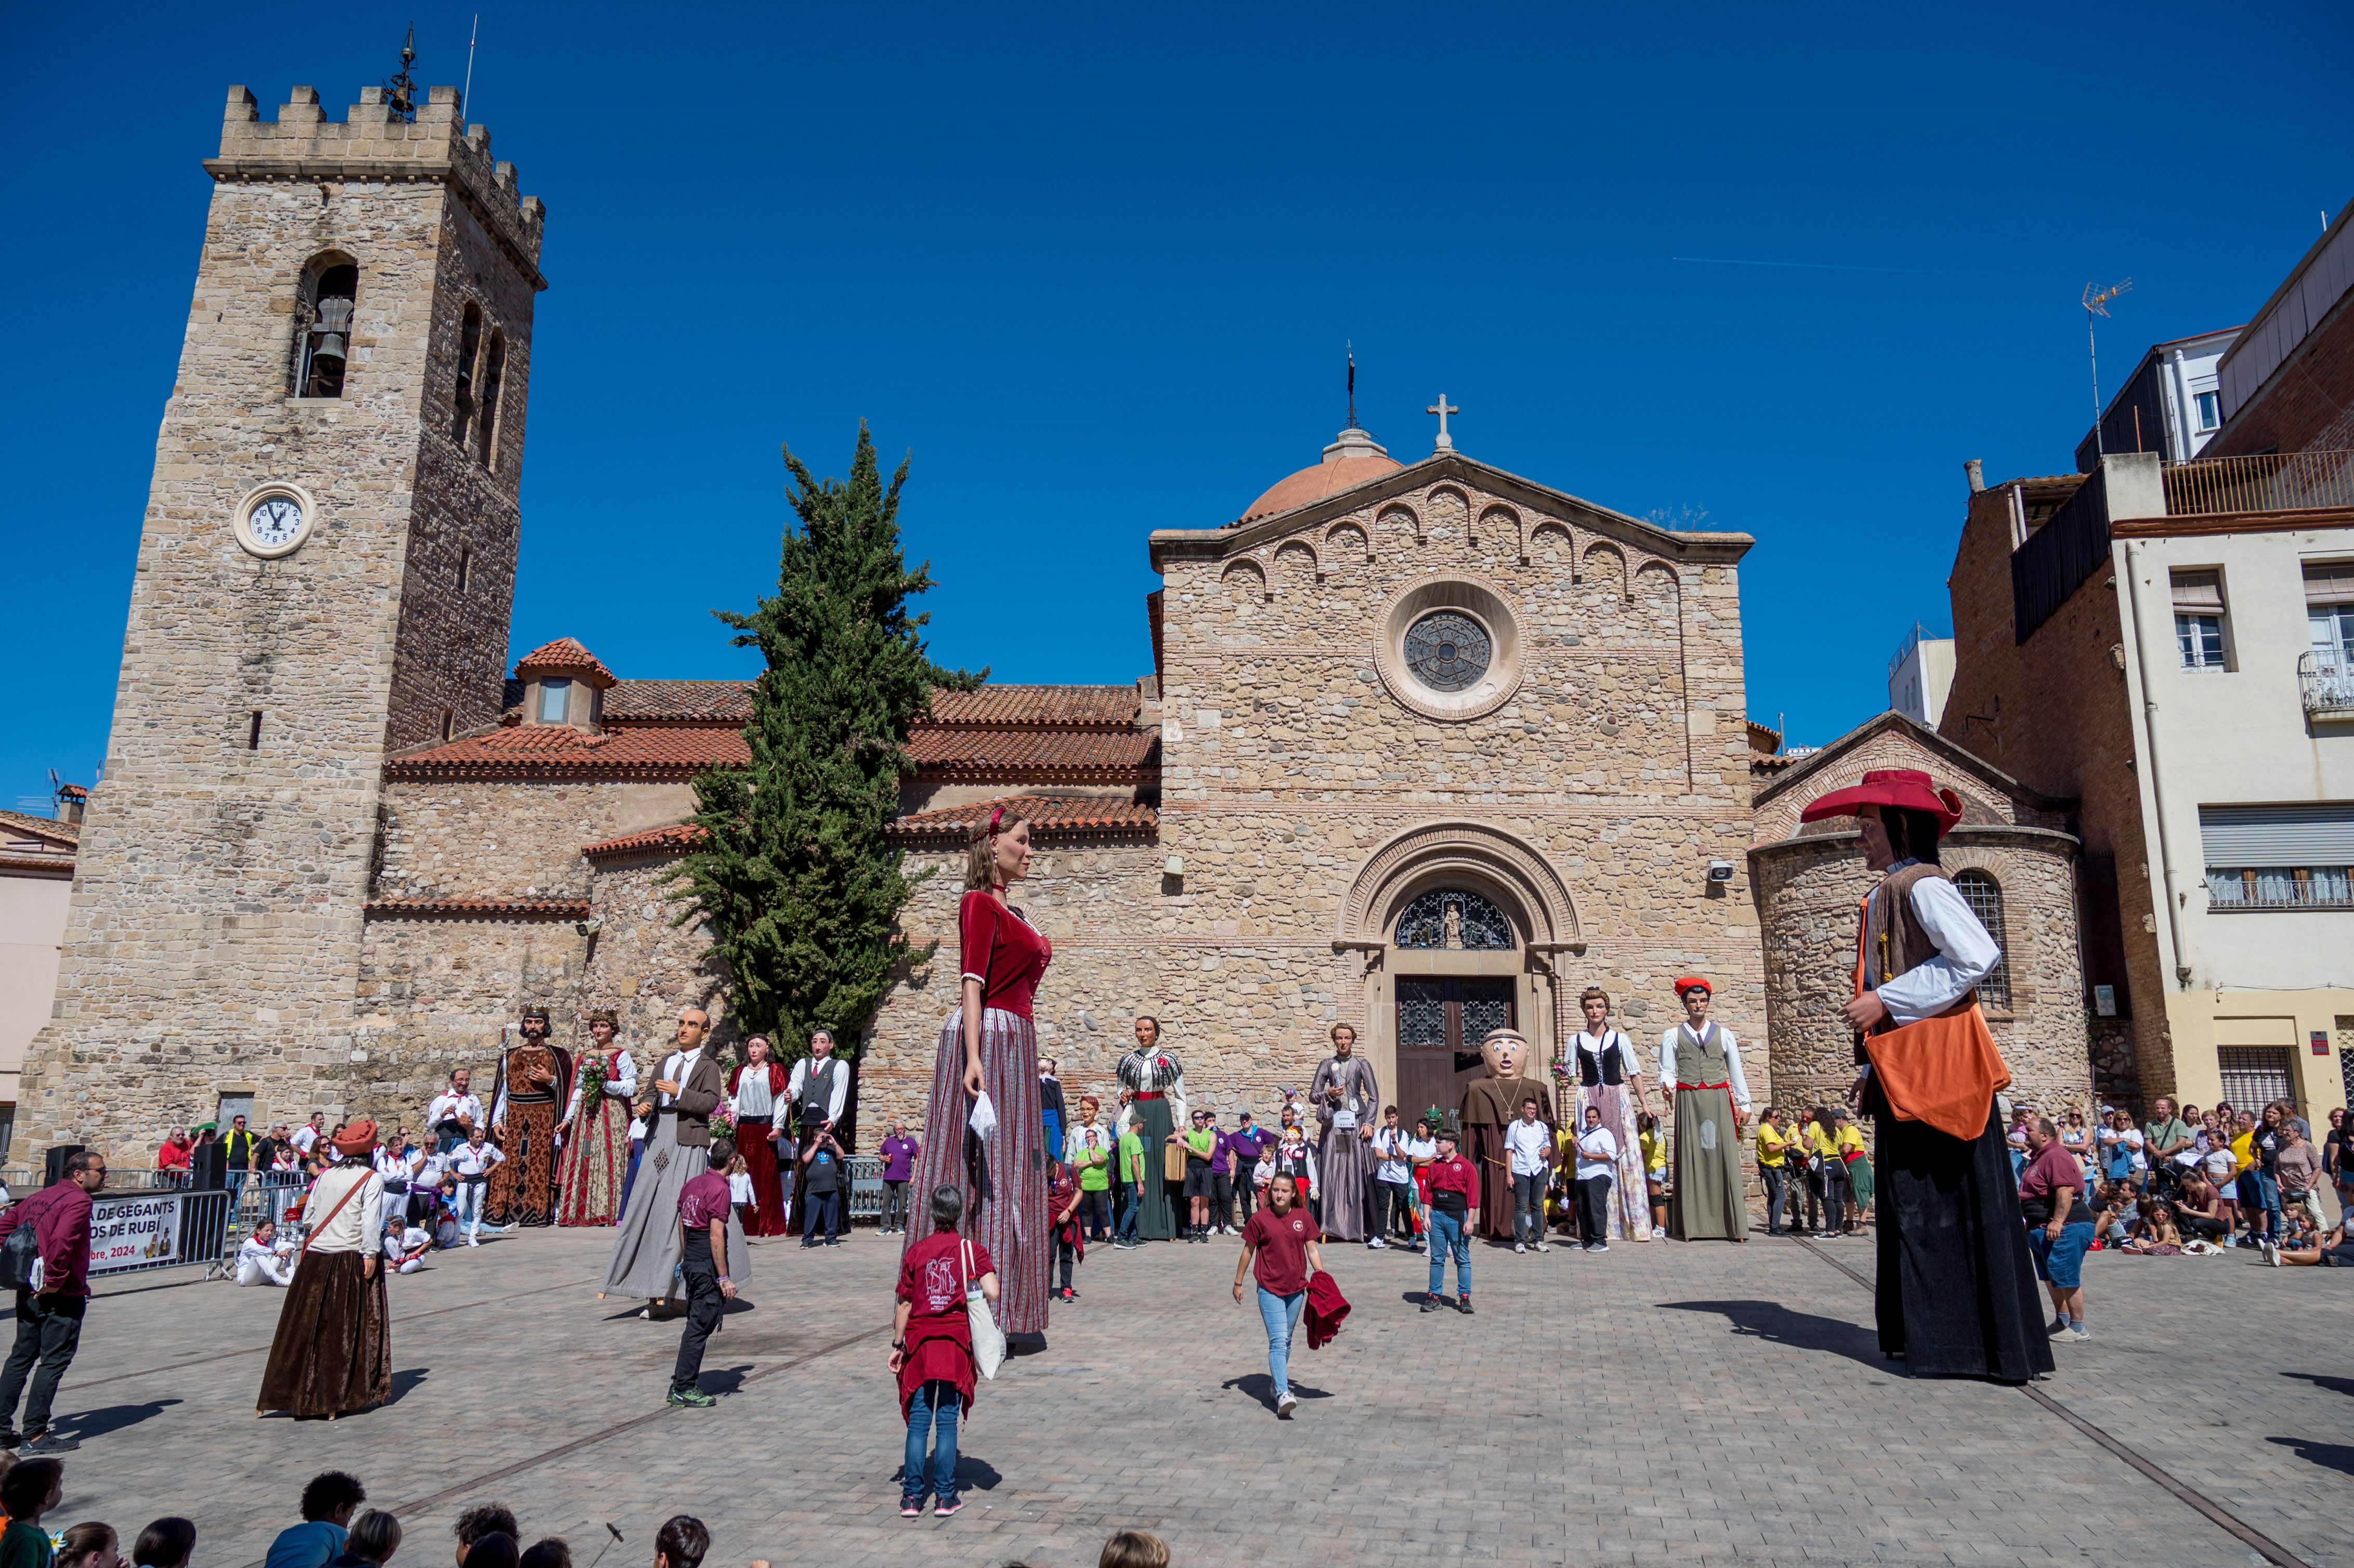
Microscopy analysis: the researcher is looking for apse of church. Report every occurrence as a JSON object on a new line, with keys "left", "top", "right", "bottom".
{"left": 859, "top": 424, "right": 1769, "bottom": 1130}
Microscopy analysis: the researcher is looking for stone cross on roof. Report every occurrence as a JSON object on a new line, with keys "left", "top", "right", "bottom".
{"left": 1427, "top": 393, "right": 1459, "bottom": 453}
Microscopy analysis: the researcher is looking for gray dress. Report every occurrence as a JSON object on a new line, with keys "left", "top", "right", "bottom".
{"left": 604, "top": 1087, "right": 751, "bottom": 1301}
{"left": 1310, "top": 1054, "right": 1380, "bottom": 1242}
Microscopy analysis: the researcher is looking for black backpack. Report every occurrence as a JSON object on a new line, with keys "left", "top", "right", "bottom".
{"left": 0, "top": 1197, "right": 45, "bottom": 1292}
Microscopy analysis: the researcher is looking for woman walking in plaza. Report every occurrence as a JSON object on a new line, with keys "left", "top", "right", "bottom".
{"left": 1233, "top": 1172, "right": 1323, "bottom": 1418}
{"left": 257, "top": 1120, "right": 390, "bottom": 1419}
{"left": 904, "top": 807, "right": 1051, "bottom": 1339}
{"left": 894, "top": 1184, "right": 999, "bottom": 1518}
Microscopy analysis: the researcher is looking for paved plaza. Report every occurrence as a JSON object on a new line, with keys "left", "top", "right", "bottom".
{"left": 38, "top": 1221, "right": 2354, "bottom": 1567}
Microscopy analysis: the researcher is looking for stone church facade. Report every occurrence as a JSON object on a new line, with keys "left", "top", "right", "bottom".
{"left": 22, "top": 76, "right": 2097, "bottom": 1164}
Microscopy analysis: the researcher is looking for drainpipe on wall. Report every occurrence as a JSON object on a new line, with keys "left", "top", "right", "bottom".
{"left": 2165, "top": 349, "right": 2193, "bottom": 462}
{"left": 2121, "top": 539, "right": 2193, "bottom": 988}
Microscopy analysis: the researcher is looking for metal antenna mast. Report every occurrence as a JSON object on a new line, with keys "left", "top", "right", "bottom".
{"left": 462, "top": 15, "right": 479, "bottom": 111}
{"left": 2083, "top": 278, "right": 2131, "bottom": 458}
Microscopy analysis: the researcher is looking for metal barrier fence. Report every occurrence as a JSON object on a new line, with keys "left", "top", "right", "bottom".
{"left": 3, "top": 1170, "right": 310, "bottom": 1283}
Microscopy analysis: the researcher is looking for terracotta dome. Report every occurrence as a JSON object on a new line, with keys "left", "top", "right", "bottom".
{"left": 1236, "top": 427, "right": 1401, "bottom": 523}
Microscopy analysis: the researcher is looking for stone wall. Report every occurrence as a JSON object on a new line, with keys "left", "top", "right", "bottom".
{"left": 19, "top": 85, "right": 547, "bottom": 1162}
{"left": 864, "top": 464, "right": 1769, "bottom": 1160}
{"left": 373, "top": 779, "right": 693, "bottom": 902}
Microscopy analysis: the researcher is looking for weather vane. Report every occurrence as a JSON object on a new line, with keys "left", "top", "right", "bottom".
{"left": 385, "top": 24, "right": 420, "bottom": 123}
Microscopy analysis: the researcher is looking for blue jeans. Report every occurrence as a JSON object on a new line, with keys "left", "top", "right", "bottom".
{"left": 1117, "top": 1181, "right": 1140, "bottom": 1243}
{"left": 803, "top": 1188, "right": 841, "bottom": 1244}
{"left": 904, "top": 1379, "right": 959, "bottom": 1499}
{"left": 1257, "top": 1286, "right": 1305, "bottom": 1400}
{"left": 1427, "top": 1208, "right": 1470, "bottom": 1296}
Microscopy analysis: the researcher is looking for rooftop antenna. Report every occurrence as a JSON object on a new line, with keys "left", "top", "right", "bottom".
{"left": 1345, "top": 343, "right": 1357, "bottom": 430}
{"left": 385, "top": 24, "right": 420, "bottom": 123}
{"left": 462, "top": 15, "right": 479, "bottom": 113}
{"left": 2083, "top": 278, "right": 2130, "bottom": 458}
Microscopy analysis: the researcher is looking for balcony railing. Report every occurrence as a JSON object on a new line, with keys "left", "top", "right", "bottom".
{"left": 2206, "top": 865, "right": 2354, "bottom": 911}
{"left": 2303, "top": 650, "right": 2354, "bottom": 717}
{"left": 2164, "top": 450, "right": 2354, "bottom": 516}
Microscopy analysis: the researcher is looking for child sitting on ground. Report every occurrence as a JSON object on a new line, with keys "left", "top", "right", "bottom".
{"left": 2270, "top": 1219, "right": 2352, "bottom": 1267}
{"left": 236, "top": 1219, "right": 298, "bottom": 1287}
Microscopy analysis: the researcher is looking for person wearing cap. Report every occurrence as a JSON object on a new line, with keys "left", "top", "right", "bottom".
{"left": 1803, "top": 767, "right": 2051, "bottom": 1382}
{"left": 1170, "top": 1107, "right": 1219, "bottom": 1242}
{"left": 258, "top": 1119, "right": 391, "bottom": 1418}
{"left": 1421, "top": 1128, "right": 1478, "bottom": 1312}
{"left": 1655, "top": 977, "right": 1750, "bottom": 1242}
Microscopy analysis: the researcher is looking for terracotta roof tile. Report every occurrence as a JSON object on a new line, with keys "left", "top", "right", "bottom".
{"left": 0, "top": 809, "right": 80, "bottom": 847}
{"left": 890, "top": 794, "right": 1158, "bottom": 843}
{"left": 363, "top": 895, "right": 592, "bottom": 921}
{"left": 604, "top": 680, "right": 755, "bottom": 723}
{"left": 907, "top": 728, "right": 1158, "bottom": 782}
{"left": 0, "top": 852, "right": 76, "bottom": 876}
{"left": 387, "top": 724, "right": 749, "bottom": 781}
{"left": 582, "top": 823, "right": 709, "bottom": 861}
{"left": 514, "top": 637, "right": 617, "bottom": 688}
{"left": 925, "top": 685, "right": 1140, "bottom": 729}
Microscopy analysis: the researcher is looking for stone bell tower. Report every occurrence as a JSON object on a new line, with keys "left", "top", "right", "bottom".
{"left": 18, "top": 72, "right": 547, "bottom": 1158}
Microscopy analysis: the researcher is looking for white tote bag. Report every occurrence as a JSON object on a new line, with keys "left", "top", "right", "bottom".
{"left": 963, "top": 1238, "right": 1005, "bottom": 1380}
{"left": 968, "top": 1089, "right": 999, "bottom": 1141}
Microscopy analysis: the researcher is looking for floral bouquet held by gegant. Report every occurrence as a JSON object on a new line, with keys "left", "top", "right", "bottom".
{"left": 572, "top": 1053, "right": 609, "bottom": 1132}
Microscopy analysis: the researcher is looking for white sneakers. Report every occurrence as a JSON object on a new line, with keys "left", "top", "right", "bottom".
{"left": 1275, "top": 1391, "right": 1298, "bottom": 1419}
{"left": 1368, "top": 1237, "right": 1387, "bottom": 1249}
{"left": 1537, "top": 1242, "right": 1551, "bottom": 1253}
{"left": 1514, "top": 1241, "right": 1527, "bottom": 1254}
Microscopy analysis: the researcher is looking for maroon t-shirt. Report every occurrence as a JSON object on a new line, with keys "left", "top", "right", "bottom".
{"left": 677, "top": 1169, "right": 731, "bottom": 1232}
{"left": 2016, "top": 1141, "right": 2082, "bottom": 1225}
{"left": 1243, "top": 1204, "right": 1321, "bottom": 1296}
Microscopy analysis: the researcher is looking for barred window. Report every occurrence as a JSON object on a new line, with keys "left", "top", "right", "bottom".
{"left": 1393, "top": 887, "right": 1515, "bottom": 950}
{"left": 1952, "top": 869, "right": 2011, "bottom": 1011}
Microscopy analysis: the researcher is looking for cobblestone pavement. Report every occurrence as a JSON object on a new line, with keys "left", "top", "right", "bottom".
{"left": 37, "top": 1220, "right": 2354, "bottom": 1567}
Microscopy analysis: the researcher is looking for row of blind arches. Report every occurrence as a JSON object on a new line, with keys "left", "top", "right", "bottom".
{"left": 1391, "top": 874, "right": 2013, "bottom": 1009}
{"left": 293, "top": 253, "right": 507, "bottom": 473}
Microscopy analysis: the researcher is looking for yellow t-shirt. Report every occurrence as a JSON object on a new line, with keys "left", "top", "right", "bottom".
{"left": 1638, "top": 1129, "right": 1666, "bottom": 1175}
{"left": 1836, "top": 1125, "right": 1866, "bottom": 1159}
{"left": 1801, "top": 1124, "right": 1837, "bottom": 1161}
{"left": 1756, "top": 1122, "right": 1790, "bottom": 1168}
{"left": 2226, "top": 1130, "right": 2253, "bottom": 1180}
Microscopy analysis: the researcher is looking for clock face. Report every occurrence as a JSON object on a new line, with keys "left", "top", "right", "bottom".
{"left": 249, "top": 496, "right": 304, "bottom": 546}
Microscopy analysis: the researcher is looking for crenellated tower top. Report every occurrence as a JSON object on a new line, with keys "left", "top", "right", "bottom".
{"left": 206, "top": 84, "right": 547, "bottom": 288}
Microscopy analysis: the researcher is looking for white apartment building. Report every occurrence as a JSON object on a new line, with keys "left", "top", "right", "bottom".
{"left": 1887, "top": 623, "right": 1955, "bottom": 726}
{"left": 2075, "top": 326, "right": 2241, "bottom": 474}
{"left": 2109, "top": 453, "right": 2354, "bottom": 1114}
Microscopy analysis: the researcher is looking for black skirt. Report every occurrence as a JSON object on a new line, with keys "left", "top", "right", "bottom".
{"left": 257, "top": 1250, "right": 392, "bottom": 1416}
{"left": 1872, "top": 1098, "right": 2055, "bottom": 1382}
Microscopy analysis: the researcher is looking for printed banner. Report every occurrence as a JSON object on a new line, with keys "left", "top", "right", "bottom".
{"left": 88, "top": 1192, "right": 184, "bottom": 1274}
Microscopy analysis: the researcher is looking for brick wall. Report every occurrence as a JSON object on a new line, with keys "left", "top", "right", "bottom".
{"left": 1937, "top": 480, "right": 2175, "bottom": 1100}
{"left": 2208, "top": 286, "right": 2354, "bottom": 459}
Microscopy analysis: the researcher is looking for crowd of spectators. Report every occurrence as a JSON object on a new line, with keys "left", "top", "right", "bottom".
{"left": 0, "top": 1458, "right": 1173, "bottom": 1568}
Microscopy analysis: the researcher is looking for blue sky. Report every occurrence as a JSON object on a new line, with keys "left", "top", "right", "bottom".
{"left": 4, "top": 3, "right": 2349, "bottom": 810}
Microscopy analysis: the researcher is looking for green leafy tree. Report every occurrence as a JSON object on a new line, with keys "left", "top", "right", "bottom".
{"left": 673, "top": 424, "right": 978, "bottom": 1097}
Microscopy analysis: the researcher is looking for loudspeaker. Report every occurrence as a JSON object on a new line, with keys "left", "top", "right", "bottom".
{"left": 191, "top": 1141, "right": 227, "bottom": 1191}
{"left": 43, "top": 1145, "right": 84, "bottom": 1187}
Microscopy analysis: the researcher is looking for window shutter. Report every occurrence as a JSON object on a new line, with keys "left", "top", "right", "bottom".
{"left": 2170, "top": 570, "right": 2225, "bottom": 613}
{"left": 2198, "top": 802, "right": 2354, "bottom": 865}
{"left": 2303, "top": 561, "right": 2354, "bottom": 607}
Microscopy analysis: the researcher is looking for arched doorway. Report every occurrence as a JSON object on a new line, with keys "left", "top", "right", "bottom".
{"left": 1331, "top": 820, "right": 1584, "bottom": 1126}
{"left": 1392, "top": 887, "right": 1519, "bottom": 1123}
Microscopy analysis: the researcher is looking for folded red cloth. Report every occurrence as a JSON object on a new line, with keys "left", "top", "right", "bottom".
{"left": 1305, "top": 1268, "right": 1350, "bottom": 1349}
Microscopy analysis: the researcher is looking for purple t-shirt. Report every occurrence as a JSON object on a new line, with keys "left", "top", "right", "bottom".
{"left": 677, "top": 1169, "right": 731, "bottom": 1232}
{"left": 1218, "top": 1127, "right": 1265, "bottom": 1175}
{"left": 880, "top": 1135, "right": 920, "bottom": 1183}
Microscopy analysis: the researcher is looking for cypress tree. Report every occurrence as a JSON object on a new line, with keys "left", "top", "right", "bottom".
{"left": 674, "top": 424, "right": 977, "bottom": 1098}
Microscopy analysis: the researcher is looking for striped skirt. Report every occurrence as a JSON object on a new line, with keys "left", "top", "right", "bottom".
{"left": 905, "top": 1007, "right": 1049, "bottom": 1335}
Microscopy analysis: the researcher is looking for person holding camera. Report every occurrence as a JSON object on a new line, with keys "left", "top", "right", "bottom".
{"left": 800, "top": 1126, "right": 847, "bottom": 1247}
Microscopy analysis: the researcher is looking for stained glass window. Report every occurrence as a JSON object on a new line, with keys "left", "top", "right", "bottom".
{"left": 1394, "top": 887, "right": 1516, "bottom": 950}
{"left": 1404, "top": 610, "right": 1491, "bottom": 692}
{"left": 1952, "top": 869, "right": 2011, "bottom": 1011}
